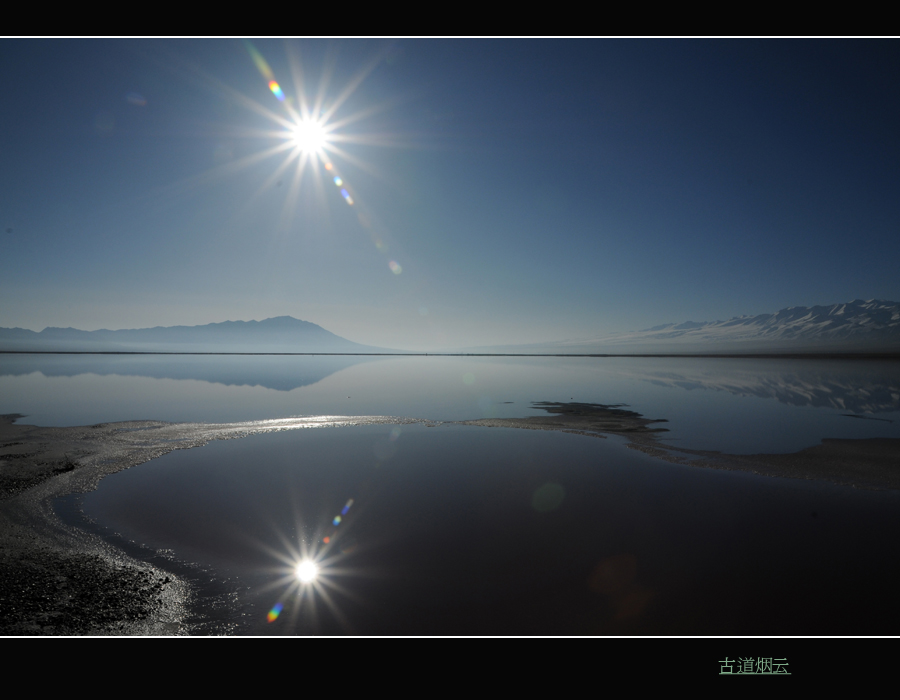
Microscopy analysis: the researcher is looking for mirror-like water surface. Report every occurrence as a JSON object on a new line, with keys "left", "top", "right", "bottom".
{"left": 5, "top": 354, "right": 899, "bottom": 634}
{"left": 76, "top": 424, "right": 900, "bottom": 635}
{"left": 3, "top": 354, "right": 899, "bottom": 453}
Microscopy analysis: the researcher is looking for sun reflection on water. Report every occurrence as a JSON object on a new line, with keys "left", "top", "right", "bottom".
{"left": 257, "top": 493, "right": 364, "bottom": 632}
{"left": 295, "top": 560, "right": 319, "bottom": 583}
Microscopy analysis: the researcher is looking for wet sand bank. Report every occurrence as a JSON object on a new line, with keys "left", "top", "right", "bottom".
{"left": 2, "top": 404, "right": 899, "bottom": 635}
{"left": 459, "top": 402, "right": 900, "bottom": 491}
{"left": 0, "top": 414, "right": 419, "bottom": 635}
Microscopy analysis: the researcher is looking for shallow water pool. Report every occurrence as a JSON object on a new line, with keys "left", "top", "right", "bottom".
{"left": 72, "top": 422, "right": 900, "bottom": 635}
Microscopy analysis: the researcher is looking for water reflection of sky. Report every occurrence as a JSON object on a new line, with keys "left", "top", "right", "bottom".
{"left": 76, "top": 423, "right": 900, "bottom": 635}
{"left": 2, "top": 355, "right": 899, "bottom": 453}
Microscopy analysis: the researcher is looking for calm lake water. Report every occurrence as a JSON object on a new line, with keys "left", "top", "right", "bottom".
{"left": 3, "top": 354, "right": 900, "bottom": 634}
{"left": 3, "top": 353, "right": 899, "bottom": 452}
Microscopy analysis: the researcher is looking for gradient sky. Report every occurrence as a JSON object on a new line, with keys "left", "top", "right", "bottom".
{"left": 2, "top": 39, "right": 899, "bottom": 350}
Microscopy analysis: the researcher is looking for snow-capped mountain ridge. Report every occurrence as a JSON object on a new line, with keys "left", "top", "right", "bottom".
{"left": 641, "top": 300, "right": 896, "bottom": 334}
{"left": 488, "top": 300, "right": 900, "bottom": 354}
{"left": 600, "top": 299, "right": 900, "bottom": 351}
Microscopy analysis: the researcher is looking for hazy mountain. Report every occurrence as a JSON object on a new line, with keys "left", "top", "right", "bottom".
{"left": 469, "top": 300, "right": 900, "bottom": 354}
{"left": 0, "top": 316, "right": 397, "bottom": 353}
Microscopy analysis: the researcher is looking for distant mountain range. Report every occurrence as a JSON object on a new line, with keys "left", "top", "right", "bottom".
{"left": 472, "top": 300, "right": 900, "bottom": 354}
{"left": 0, "top": 316, "right": 393, "bottom": 353}
{"left": 3, "top": 300, "right": 899, "bottom": 355}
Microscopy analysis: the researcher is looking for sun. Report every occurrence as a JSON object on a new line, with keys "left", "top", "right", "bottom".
{"left": 153, "top": 39, "right": 413, "bottom": 270}
{"left": 290, "top": 119, "right": 328, "bottom": 154}
{"left": 295, "top": 559, "right": 319, "bottom": 583}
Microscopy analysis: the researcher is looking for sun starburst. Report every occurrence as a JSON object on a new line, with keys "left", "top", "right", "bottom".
{"left": 289, "top": 119, "right": 329, "bottom": 154}
{"left": 132, "top": 39, "right": 421, "bottom": 298}
{"left": 295, "top": 559, "right": 320, "bottom": 583}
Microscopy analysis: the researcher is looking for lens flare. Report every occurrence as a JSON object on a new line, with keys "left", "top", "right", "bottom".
{"left": 338, "top": 187, "right": 354, "bottom": 205}
{"left": 245, "top": 39, "right": 275, "bottom": 83}
{"left": 532, "top": 482, "right": 566, "bottom": 513}
{"left": 269, "top": 80, "right": 285, "bottom": 102}
{"left": 389, "top": 260, "right": 402, "bottom": 274}
{"left": 267, "top": 601, "right": 284, "bottom": 623}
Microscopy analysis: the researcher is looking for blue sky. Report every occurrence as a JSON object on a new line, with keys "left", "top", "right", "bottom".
{"left": 2, "top": 39, "right": 899, "bottom": 350}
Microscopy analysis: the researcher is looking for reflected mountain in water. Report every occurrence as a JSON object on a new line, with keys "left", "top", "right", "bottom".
{"left": 0, "top": 353, "right": 381, "bottom": 392}
{"left": 615, "top": 358, "right": 900, "bottom": 414}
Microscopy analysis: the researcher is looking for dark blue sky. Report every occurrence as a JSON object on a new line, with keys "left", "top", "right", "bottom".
{"left": 2, "top": 39, "right": 898, "bottom": 349}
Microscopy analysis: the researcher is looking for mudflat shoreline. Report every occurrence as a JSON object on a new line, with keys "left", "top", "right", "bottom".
{"left": 2, "top": 406, "right": 899, "bottom": 635}
{"left": 458, "top": 402, "right": 900, "bottom": 491}
{"left": 0, "top": 414, "right": 419, "bottom": 635}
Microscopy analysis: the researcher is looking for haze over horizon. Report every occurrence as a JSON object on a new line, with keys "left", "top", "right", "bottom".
{"left": 3, "top": 39, "right": 899, "bottom": 351}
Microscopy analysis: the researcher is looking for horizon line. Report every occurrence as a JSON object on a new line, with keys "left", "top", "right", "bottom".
{"left": 3, "top": 351, "right": 899, "bottom": 360}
